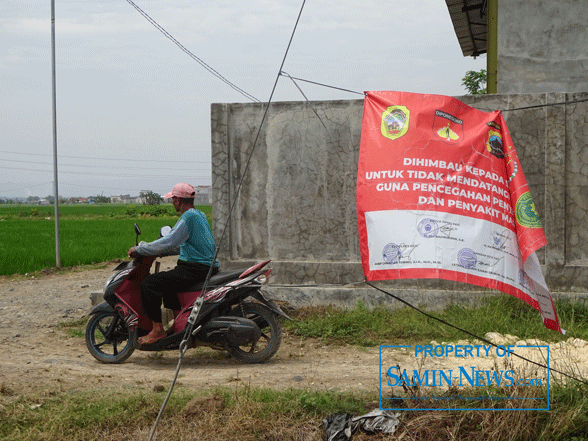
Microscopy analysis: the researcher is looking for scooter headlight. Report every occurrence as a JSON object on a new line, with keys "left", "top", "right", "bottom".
{"left": 105, "top": 267, "right": 133, "bottom": 290}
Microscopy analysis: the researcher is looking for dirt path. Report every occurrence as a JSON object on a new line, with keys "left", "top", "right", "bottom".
{"left": 1, "top": 259, "right": 587, "bottom": 399}
{"left": 0, "top": 258, "right": 383, "bottom": 396}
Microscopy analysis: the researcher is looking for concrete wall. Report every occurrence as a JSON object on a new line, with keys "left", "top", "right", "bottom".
{"left": 211, "top": 93, "right": 588, "bottom": 308}
{"left": 498, "top": 1, "right": 588, "bottom": 93}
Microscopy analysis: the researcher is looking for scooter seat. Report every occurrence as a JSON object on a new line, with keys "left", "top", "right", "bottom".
{"left": 185, "top": 268, "right": 250, "bottom": 293}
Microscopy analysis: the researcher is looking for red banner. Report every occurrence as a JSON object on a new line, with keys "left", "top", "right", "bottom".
{"left": 357, "top": 91, "right": 562, "bottom": 333}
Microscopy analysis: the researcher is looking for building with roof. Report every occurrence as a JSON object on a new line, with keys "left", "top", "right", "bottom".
{"left": 445, "top": 0, "right": 588, "bottom": 93}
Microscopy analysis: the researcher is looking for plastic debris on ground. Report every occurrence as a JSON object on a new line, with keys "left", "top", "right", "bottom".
{"left": 322, "top": 409, "right": 401, "bottom": 441}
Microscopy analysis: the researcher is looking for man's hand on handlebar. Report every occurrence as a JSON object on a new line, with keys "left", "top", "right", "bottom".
{"left": 128, "top": 247, "right": 138, "bottom": 258}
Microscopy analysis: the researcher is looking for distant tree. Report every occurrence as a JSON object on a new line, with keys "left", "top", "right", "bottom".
{"left": 27, "top": 196, "right": 40, "bottom": 204}
{"left": 45, "top": 195, "right": 56, "bottom": 204}
{"left": 140, "top": 190, "right": 163, "bottom": 206}
{"left": 92, "top": 195, "right": 111, "bottom": 203}
{"left": 462, "top": 69, "right": 487, "bottom": 95}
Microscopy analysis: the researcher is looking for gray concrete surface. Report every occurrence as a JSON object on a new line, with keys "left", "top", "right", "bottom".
{"left": 498, "top": 1, "right": 588, "bottom": 94}
{"left": 211, "top": 93, "right": 588, "bottom": 309}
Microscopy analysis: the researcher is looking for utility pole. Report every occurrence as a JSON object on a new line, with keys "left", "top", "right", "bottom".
{"left": 51, "top": 0, "right": 61, "bottom": 268}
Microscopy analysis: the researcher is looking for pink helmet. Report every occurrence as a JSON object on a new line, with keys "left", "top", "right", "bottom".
{"left": 164, "top": 183, "right": 195, "bottom": 199}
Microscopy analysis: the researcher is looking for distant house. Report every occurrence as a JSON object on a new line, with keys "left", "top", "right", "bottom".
{"left": 67, "top": 197, "right": 93, "bottom": 204}
{"left": 111, "top": 194, "right": 139, "bottom": 204}
{"left": 163, "top": 185, "right": 211, "bottom": 204}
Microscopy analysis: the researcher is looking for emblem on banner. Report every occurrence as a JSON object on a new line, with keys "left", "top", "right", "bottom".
{"left": 382, "top": 243, "right": 402, "bottom": 264}
{"left": 433, "top": 110, "right": 463, "bottom": 144}
{"left": 515, "top": 192, "right": 542, "bottom": 228}
{"left": 486, "top": 122, "right": 505, "bottom": 158}
{"left": 381, "top": 106, "right": 410, "bottom": 140}
{"left": 457, "top": 248, "right": 477, "bottom": 269}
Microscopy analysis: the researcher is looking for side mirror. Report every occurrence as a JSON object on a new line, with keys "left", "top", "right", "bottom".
{"left": 160, "top": 225, "right": 172, "bottom": 237}
{"left": 134, "top": 223, "right": 141, "bottom": 246}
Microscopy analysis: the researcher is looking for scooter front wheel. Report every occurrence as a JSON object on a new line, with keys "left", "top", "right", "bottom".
{"left": 85, "top": 311, "right": 137, "bottom": 364}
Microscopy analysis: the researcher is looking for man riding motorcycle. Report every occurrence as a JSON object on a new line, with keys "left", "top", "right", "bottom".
{"left": 127, "top": 183, "right": 219, "bottom": 345}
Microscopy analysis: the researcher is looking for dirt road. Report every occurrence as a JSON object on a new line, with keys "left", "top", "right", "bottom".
{"left": 1, "top": 259, "right": 587, "bottom": 398}
{"left": 0, "top": 258, "right": 384, "bottom": 396}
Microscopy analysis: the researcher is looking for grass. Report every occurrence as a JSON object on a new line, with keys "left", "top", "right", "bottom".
{"left": 55, "top": 318, "right": 87, "bottom": 338}
{"left": 0, "top": 203, "right": 212, "bottom": 276}
{"left": 0, "top": 203, "right": 205, "bottom": 220}
{"left": 391, "top": 381, "right": 588, "bottom": 440}
{"left": 5, "top": 299, "right": 588, "bottom": 440}
{"left": 0, "top": 385, "right": 371, "bottom": 441}
{"left": 2, "top": 381, "right": 588, "bottom": 441}
{"left": 284, "top": 296, "right": 588, "bottom": 346}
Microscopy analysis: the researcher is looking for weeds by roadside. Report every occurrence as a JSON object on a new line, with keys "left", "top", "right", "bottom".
{"left": 0, "top": 385, "right": 369, "bottom": 441}
{"left": 2, "top": 381, "right": 588, "bottom": 441}
{"left": 8, "top": 300, "right": 588, "bottom": 440}
{"left": 284, "top": 296, "right": 588, "bottom": 346}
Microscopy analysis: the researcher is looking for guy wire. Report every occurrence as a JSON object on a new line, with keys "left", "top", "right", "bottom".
{"left": 147, "top": 1, "right": 308, "bottom": 439}
{"left": 281, "top": 71, "right": 335, "bottom": 142}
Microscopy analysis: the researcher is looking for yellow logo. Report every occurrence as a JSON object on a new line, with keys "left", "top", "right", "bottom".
{"left": 437, "top": 123, "right": 460, "bottom": 141}
{"left": 486, "top": 129, "right": 505, "bottom": 158}
{"left": 433, "top": 110, "right": 463, "bottom": 144}
{"left": 381, "top": 106, "right": 410, "bottom": 140}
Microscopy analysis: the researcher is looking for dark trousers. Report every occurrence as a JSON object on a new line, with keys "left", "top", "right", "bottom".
{"left": 141, "top": 260, "right": 219, "bottom": 323}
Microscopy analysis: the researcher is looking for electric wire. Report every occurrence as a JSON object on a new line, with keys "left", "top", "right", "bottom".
{"left": 0, "top": 150, "right": 210, "bottom": 164}
{"left": 365, "top": 281, "right": 588, "bottom": 386}
{"left": 147, "top": 2, "right": 308, "bottom": 440}
{"left": 124, "top": 0, "right": 260, "bottom": 103}
{"left": 0, "top": 166, "right": 209, "bottom": 179}
{"left": 281, "top": 71, "right": 334, "bottom": 137}
{"left": 274, "top": 73, "right": 588, "bottom": 112}
{"left": 500, "top": 96, "right": 588, "bottom": 112}
{"left": 1, "top": 158, "right": 209, "bottom": 172}
{"left": 263, "top": 279, "right": 588, "bottom": 386}
{"left": 279, "top": 72, "right": 365, "bottom": 96}
{"left": 60, "top": 182, "right": 164, "bottom": 193}
{"left": 0, "top": 181, "right": 200, "bottom": 196}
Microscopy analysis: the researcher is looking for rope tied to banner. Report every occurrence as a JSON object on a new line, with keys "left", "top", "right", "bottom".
{"left": 281, "top": 73, "right": 588, "bottom": 112}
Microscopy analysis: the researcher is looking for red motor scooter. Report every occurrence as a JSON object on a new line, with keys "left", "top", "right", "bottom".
{"left": 85, "top": 224, "right": 289, "bottom": 364}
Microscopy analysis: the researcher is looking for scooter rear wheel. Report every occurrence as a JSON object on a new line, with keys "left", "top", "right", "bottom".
{"left": 85, "top": 311, "right": 137, "bottom": 364}
{"left": 229, "top": 302, "right": 282, "bottom": 364}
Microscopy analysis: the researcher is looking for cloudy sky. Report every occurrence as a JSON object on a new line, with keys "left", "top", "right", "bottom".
{"left": 1, "top": 0, "right": 485, "bottom": 199}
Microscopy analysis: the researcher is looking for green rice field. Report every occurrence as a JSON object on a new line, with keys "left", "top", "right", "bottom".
{"left": 0, "top": 204, "right": 212, "bottom": 276}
